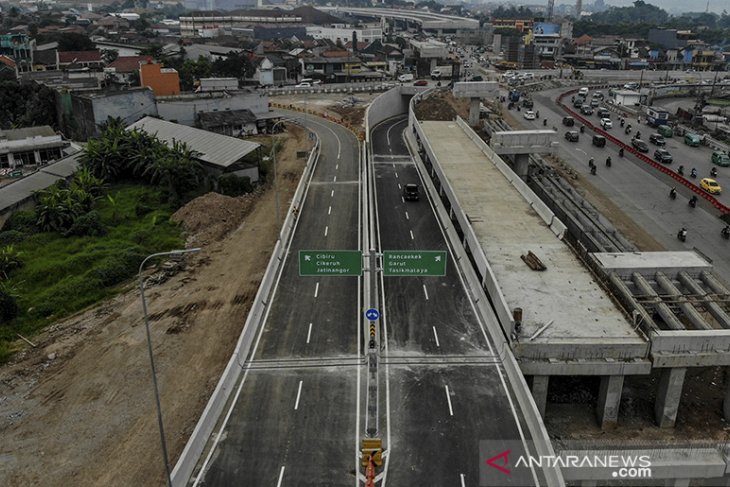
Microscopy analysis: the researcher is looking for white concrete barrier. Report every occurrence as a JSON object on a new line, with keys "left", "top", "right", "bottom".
{"left": 171, "top": 131, "right": 321, "bottom": 486}
{"left": 407, "top": 91, "right": 564, "bottom": 487}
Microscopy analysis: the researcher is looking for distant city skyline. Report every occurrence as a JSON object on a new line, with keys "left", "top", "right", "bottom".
{"left": 555, "top": 0, "right": 725, "bottom": 14}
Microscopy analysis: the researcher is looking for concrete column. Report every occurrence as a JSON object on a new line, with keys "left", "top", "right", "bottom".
{"left": 723, "top": 367, "right": 730, "bottom": 422}
{"left": 655, "top": 367, "right": 686, "bottom": 428}
{"left": 33, "top": 150, "right": 41, "bottom": 164}
{"left": 513, "top": 153, "right": 530, "bottom": 178}
{"left": 8, "top": 152, "right": 15, "bottom": 168}
{"left": 531, "top": 375, "right": 549, "bottom": 418}
{"left": 468, "top": 98, "right": 480, "bottom": 126}
{"left": 596, "top": 375, "right": 624, "bottom": 429}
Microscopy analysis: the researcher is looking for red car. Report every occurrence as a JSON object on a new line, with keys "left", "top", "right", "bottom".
{"left": 413, "top": 80, "right": 428, "bottom": 86}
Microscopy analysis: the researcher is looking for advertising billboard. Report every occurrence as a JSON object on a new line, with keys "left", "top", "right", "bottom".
{"left": 533, "top": 22, "right": 560, "bottom": 36}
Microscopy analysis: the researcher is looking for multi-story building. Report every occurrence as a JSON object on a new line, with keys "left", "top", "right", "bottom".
{"left": 0, "top": 34, "right": 34, "bottom": 72}
{"left": 140, "top": 63, "right": 181, "bottom": 97}
{"left": 179, "top": 12, "right": 303, "bottom": 37}
{"left": 0, "top": 126, "right": 68, "bottom": 169}
{"left": 305, "top": 25, "right": 383, "bottom": 45}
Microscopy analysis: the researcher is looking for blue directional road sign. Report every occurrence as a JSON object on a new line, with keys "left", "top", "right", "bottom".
{"left": 365, "top": 308, "right": 380, "bottom": 321}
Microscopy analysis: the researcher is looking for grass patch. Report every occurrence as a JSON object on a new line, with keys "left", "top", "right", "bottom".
{"left": 0, "top": 184, "right": 183, "bottom": 363}
{"left": 707, "top": 98, "right": 730, "bottom": 107}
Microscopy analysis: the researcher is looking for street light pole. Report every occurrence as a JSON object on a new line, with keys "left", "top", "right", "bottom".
{"left": 138, "top": 248, "right": 201, "bottom": 487}
{"left": 271, "top": 118, "right": 294, "bottom": 224}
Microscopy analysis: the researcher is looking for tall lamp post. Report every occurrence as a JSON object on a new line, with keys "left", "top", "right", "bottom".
{"left": 138, "top": 247, "right": 201, "bottom": 487}
{"left": 270, "top": 118, "right": 295, "bottom": 224}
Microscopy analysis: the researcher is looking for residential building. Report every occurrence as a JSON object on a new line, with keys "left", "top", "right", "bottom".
{"left": 648, "top": 28, "right": 697, "bottom": 50}
{"left": 105, "top": 55, "right": 153, "bottom": 83}
{"left": 300, "top": 54, "right": 367, "bottom": 83}
{"left": 197, "top": 109, "right": 261, "bottom": 136}
{"left": 0, "top": 126, "right": 69, "bottom": 169}
{"left": 56, "top": 88, "right": 158, "bottom": 140}
{"left": 155, "top": 90, "right": 270, "bottom": 127}
{"left": 0, "top": 55, "right": 17, "bottom": 78}
{"left": 140, "top": 63, "right": 181, "bottom": 96}
{"left": 127, "top": 116, "right": 262, "bottom": 183}
{"left": 57, "top": 51, "right": 104, "bottom": 71}
{"left": 0, "top": 34, "right": 34, "bottom": 72}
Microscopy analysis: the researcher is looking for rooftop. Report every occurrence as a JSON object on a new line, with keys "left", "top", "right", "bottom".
{"left": 0, "top": 126, "right": 56, "bottom": 141}
{"left": 127, "top": 117, "right": 260, "bottom": 169}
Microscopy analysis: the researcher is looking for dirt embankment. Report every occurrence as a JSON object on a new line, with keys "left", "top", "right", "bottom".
{"left": 0, "top": 126, "right": 311, "bottom": 486}
{"left": 414, "top": 90, "right": 469, "bottom": 121}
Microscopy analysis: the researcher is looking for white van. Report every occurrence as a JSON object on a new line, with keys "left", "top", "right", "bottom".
{"left": 578, "top": 87, "right": 589, "bottom": 97}
{"left": 398, "top": 73, "right": 414, "bottom": 82}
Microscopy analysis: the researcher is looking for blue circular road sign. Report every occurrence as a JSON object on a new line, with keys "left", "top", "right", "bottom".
{"left": 365, "top": 308, "right": 380, "bottom": 321}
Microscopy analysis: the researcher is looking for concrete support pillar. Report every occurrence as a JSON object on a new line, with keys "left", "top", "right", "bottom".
{"left": 596, "top": 375, "right": 624, "bottom": 428}
{"left": 513, "top": 153, "right": 530, "bottom": 178}
{"left": 33, "top": 150, "right": 41, "bottom": 164}
{"left": 8, "top": 152, "right": 15, "bottom": 168}
{"left": 655, "top": 367, "right": 686, "bottom": 428}
{"left": 531, "top": 375, "right": 549, "bottom": 418}
{"left": 468, "top": 97, "right": 480, "bottom": 126}
{"left": 723, "top": 367, "right": 730, "bottom": 422}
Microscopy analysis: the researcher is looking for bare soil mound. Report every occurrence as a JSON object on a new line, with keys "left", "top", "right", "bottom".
{"left": 414, "top": 91, "right": 469, "bottom": 121}
{"left": 172, "top": 191, "right": 260, "bottom": 245}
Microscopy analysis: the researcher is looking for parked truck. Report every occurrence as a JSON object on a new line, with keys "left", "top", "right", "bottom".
{"left": 430, "top": 65, "right": 453, "bottom": 80}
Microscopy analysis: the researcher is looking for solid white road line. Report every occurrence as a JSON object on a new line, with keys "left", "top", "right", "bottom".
{"left": 432, "top": 326, "right": 440, "bottom": 347}
{"left": 328, "top": 206, "right": 332, "bottom": 215}
{"left": 423, "top": 284, "right": 429, "bottom": 300}
{"left": 410, "top": 230, "right": 415, "bottom": 240}
{"left": 314, "top": 282, "right": 320, "bottom": 298}
{"left": 306, "top": 323, "right": 312, "bottom": 344}
{"left": 277, "top": 466, "right": 286, "bottom": 487}
{"left": 324, "top": 226, "right": 329, "bottom": 237}
{"left": 445, "top": 385, "right": 454, "bottom": 416}
{"left": 294, "top": 380, "right": 303, "bottom": 410}
{"left": 405, "top": 211, "right": 409, "bottom": 220}
{"left": 460, "top": 473, "right": 466, "bottom": 487}
{"left": 331, "top": 189, "right": 335, "bottom": 197}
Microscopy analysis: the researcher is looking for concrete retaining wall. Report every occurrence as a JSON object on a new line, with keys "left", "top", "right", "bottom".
{"left": 171, "top": 129, "right": 321, "bottom": 486}
{"left": 365, "top": 86, "right": 410, "bottom": 144}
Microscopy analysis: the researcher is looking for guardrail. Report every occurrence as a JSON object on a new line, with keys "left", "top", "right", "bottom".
{"left": 556, "top": 88, "right": 730, "bottom": 215}
{"left": 267, "top": 81, "right": 397, "bottom": 97}
{"left": 407, "top": 90, "right": 565, "bottom": 487}
{"left": 170, "top": 126, "right": 321, "bottom": 486}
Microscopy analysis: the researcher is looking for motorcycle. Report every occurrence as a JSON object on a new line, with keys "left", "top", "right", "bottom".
{"left": 620, "top": 119, "right": 625, "bottom": 127}
{"left": 635, "top": 131, "right": 641, "bottom": 140}
{"left": 543, "top": 118, "right": 547, "bottom": 127}
{"left": 690, "top": 168, "right": 697, "bottom": 178}
{"left": 677, "top": 228, "right": 687, "bottom": 242}
{"left": 669, "top": 187, "right": 677, "bottom": 199}
{"left": 606, "top": 156, "right": 612, "bottom": 167}
{"left": 625, "top": 126, "right": 632, "bottom": 135}
{"left": 619, "top": 148, "right": 624, "bottom": 157}
{"left": 678, "top": 165, "right": 684, "bottom": 176}
{"left": 590, "top": 165, "right": 597, "bottom": 175}
{"left": 710, "top": 167, "right": 718, "bottom": 178}
{"left": 722, "top": 226, "right": 730, "bottom": 240}
{"left": 689, "top": 195, "right": 698, "bottom": 208}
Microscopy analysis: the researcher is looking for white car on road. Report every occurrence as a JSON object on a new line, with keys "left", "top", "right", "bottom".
{"left": 523, "top": 110, "right": 536, "bottom": 120}
{"left": 600, "top": 118, "right": 613, "bottom": 129}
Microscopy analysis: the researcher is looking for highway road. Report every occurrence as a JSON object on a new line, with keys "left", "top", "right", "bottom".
{"left": 371, "top": 116, "right": 539, "bottom": 486}
{"left": 195, "top": 116, "right": 364, "bottom": 486}
{"left": 513, "top": 87, "right": 730, "bottom": 280}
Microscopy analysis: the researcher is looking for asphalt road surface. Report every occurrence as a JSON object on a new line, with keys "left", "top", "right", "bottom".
{"left": 198, "top": 116, "right": 364, "bottom": 486}
{"left": 514, "top": 87, "right": 730, "bottom": 281}
{"left": 371, "top": 116, "right": 539, "bottom": 486}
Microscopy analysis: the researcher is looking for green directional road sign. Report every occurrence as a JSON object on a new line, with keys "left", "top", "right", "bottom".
{"left": 299, "top": 250, "right": 363, "bottom": 276}
{"left": 383, "top": 250, "right": 447, "bottom": 277}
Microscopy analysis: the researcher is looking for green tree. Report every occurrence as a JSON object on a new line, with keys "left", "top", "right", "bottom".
{"left": 0, "top": 246, "right": 23, "bottom": 280}
{"left": 211, "top": 51, "right": 255, "bottom": 79}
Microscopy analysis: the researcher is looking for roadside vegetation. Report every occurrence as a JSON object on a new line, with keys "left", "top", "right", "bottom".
{"left": 0, "top": 119, "right": 211, "bottom": 362}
